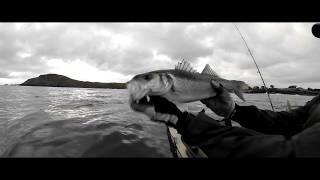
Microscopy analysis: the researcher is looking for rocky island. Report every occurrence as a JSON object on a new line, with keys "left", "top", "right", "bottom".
{"left": 20, "top": 74, "right": 126, "bottom": 89}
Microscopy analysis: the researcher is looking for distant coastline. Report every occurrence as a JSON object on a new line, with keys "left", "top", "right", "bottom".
{"left": 244, "top": 86, "right": 320, "bottom": 96}
{"left": 20, "top": 74, "right": 126, "bottom": 89}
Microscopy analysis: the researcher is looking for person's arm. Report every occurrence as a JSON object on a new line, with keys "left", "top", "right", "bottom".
{"left": 232, "top": 95, "right": 320, "bottom": 137}
{"left": 176, "top": 111, "right": 320, "bottom": 157}
{"left": 201, "top": 80, "right": 320, "bottom": 137}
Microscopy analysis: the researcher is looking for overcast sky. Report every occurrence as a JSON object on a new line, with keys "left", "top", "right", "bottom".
{"left": 0, "top": 23, "right": 319, "bottom": 88}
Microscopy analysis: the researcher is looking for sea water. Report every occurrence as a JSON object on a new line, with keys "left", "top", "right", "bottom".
{"left": 0, "top": 86, "right": 315, "bottom": 157}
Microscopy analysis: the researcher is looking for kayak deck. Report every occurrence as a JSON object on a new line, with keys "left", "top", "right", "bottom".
{"left": 167, "top": 126, "right": 207, "bottom": 158}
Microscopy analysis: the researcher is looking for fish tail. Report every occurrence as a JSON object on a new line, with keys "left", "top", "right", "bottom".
{"left": 231, "top": 81, "right": 249, "bottom": 102}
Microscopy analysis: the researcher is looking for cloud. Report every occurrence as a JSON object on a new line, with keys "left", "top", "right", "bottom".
{"left": 0, "top": 23, "right": 319, "bottom": 88}
{"left": 0, "top": 72, "right": 10, "bottom": 78}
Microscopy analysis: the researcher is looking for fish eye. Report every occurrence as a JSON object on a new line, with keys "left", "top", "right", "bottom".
{"left": 144, "top": 74, "right": 153, "bottom": 80}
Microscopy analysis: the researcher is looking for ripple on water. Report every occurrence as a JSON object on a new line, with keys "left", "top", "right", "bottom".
{"left": 125, "top": 123, "right": 144, "bottom": 131}
{"left": 31, "top": 128, "right": 55, "bottom": 139}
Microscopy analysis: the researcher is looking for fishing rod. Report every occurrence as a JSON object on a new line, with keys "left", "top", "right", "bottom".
{"left": 233, "top": 23, "right": 275, "bottom": 111}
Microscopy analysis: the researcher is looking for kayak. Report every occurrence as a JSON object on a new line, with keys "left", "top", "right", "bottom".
{"left": 166, "top": 116, "right": 235, "bottom": 158}
{"left": 166, "top": 126, "right": 207, "bottom": 158}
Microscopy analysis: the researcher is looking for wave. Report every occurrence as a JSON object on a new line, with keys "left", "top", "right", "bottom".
{"left": 57, "top": 99, "right": 107, "bottom": 109}
{"left": 3, "top": 119, "right": 168, "bottom": 157}
{"left": 0, "top": 110, "right": 54, "bottom": 156}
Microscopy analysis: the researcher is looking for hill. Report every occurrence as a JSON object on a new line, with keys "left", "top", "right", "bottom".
{"left": 20, "top": 74, "right": 126, "bottom": 89}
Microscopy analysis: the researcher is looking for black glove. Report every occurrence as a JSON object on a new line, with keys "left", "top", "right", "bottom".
{"left": 130, "top": 96, "right": 185, "bottom": 127}
{"left": 200, "top": 80, "right": 235, "bottom": 118}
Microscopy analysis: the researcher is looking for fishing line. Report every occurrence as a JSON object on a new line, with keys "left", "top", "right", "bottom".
{"left": 233, "top": 23, "right": 275, "bottom": 111}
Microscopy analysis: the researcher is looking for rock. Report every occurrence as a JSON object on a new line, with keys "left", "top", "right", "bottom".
{"left": 20, "top": 74, "right": 126, "bottom": 89}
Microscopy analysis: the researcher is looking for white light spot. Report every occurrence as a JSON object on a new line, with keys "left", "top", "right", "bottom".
{"left": 111, "top": 34, "right": 133, "bottom": 48}
{"left": 46, "top": 58, "right": 130, "bottom": 83}
{"left": 152, "top": 50, "right": 172, "bottom": 62}
{"left": 17, "top": 52, "right": 32, "bottom": 58}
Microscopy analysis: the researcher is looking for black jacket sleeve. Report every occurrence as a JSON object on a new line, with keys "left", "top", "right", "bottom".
{"left": 176, "top": 111, "right": 320, "bottom": 157}
{"left": 232, "top": 94, "right": 320, "bottom": 137}
{"left": 176, "top": 112, "right": 293, "bottom": 157}
{"left": 174, "top": 94, "right": 320, "bottom": 157}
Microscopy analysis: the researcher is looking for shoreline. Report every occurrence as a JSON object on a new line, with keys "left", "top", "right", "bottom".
{"left": 244, "top": 88, "right": 319, "bottom": 96}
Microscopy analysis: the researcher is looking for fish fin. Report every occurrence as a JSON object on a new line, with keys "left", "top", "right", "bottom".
{"left": 234, "top": 89, "right": 245, "bottom": 102}
{"left": 231, "top": 80, "right": 249, "bottom": 102}
{"left": 201, "top": 64, "right": 220, "bottom": 78}
{"left": 175, "top": 59, "right": 198, "bottom": 73}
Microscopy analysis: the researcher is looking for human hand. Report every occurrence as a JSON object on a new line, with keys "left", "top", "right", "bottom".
{"left": 201, "top": 80, "right": 235, "bottom": 118}
{"left": 130, "top": 96, "right": 183, "bottom": 127}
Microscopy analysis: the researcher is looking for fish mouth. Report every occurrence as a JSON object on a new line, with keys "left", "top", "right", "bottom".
{"left": 129, "top": 92, "right": 151, "bottom": 104}
{"left": 127, "top": 81, "right": 151, "bottom": 104}
{"left": 129, "top": 95, "right": 152, "bottom": 105}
